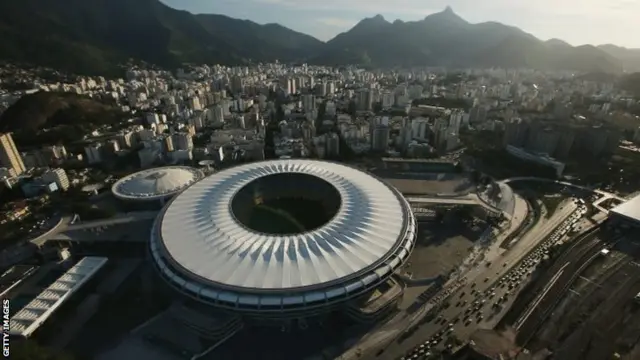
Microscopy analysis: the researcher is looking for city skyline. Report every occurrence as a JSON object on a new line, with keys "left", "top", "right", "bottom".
{"left": 160, "top": 0, "right": 640, "bottom": 48}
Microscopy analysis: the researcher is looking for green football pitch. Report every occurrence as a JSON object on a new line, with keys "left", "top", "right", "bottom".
{"left": 244, "top": 198, "right": 332, "bottom": 235}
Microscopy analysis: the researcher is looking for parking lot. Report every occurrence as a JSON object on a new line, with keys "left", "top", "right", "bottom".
{"left": 403, "top": 215, "right": 488, "bottom": 280}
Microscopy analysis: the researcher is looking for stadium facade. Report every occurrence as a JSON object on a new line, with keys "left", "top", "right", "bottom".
{"left": 149, "top": 160, "right": 416, "bottom": 325}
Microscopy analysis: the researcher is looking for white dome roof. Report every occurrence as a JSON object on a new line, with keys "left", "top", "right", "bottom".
{"left": 150, "top": 160, "right": 416, "bottom": 308}
{"left": 112, "top": 166, "right": 201, "bottom": 201}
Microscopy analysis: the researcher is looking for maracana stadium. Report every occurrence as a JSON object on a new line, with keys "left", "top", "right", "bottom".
{"left": 149, "top": 159, "right": 417, "bottom": 323}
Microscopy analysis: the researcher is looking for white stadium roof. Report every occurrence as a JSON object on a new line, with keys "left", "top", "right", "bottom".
{"left": 151, "top": 159, "right": 416, "bottom": 309}
{"left": 10, "top": 257, "right": 108, "bottom": 337}
{"left": 112, "top": 166, "right": 201, "bottom": 201}
{"left": 610, "top": 193, "right": 640, "bottom": 224}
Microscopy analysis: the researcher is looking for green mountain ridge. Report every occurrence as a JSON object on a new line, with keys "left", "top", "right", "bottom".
{"left": 0, "top": 0, "right": 323, "bottom": 75}
{"left": 0, "top": 0, "right": 637, "bottom": 75}
{"left": 312, "top": 9, "right": 624, "bottom": 73}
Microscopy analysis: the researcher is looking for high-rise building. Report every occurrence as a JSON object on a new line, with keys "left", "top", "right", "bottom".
{"left": 41, "top": 168, "right": 70, "bottom": 191}
{"left": 469, "top": 106, "right": 487, "bottom": 124}
{"left": 356, "top": 89, "right": 373, "bottom": 111}
{"left": 432, "top": 118, "right": 449, "bottom": 152}
{"left": 302, "top": 94, "right": 316, "bottom": 112}
{"left": 207, "top": 105, "right": 224, "bottom": 124}
{"left": 84, "top": 144, "right": 103, "bottom": 164}
{"left": 164, "top": 136, "right": 175, "bottom": 152}
{"left": 371, "top": 125, "right": 390, "bottom": 152}
{"left": 326, "top": 133, "right": 340, "bottom": 156}
{"left": 381, "top": 91, "right": 394, "bottom": 108}
{"left": 172, "top": 133, "right": 193, "bottom": 151}
{"left": 0, "top": 133, "right": 26, "bottom": 176}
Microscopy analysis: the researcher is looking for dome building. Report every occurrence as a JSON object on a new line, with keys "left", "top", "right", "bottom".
{"left": 111, "top": 166, "right": 202, "bottom": 209}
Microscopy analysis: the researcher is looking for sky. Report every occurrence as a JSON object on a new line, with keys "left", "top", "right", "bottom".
{"left": 159, "top": 0, "right": 640, "bottom": 48}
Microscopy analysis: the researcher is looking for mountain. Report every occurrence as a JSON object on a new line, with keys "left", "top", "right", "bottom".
{"left": 619, "top": 72, "right": 640, "bottom": 96}
{"left": 0, "top": 2, "right": 629, "bottom": 74}
{"left": 0, "top": 92, "right": 124, "bottom": 146}
{"left": 313, "top": 7, "right": 622, "bottom": 73}
{"left": 598, "top": 45, "right": 640, "bottom": 72}
{"left": 0, "top": 0, "right": 323, "bottom": 75}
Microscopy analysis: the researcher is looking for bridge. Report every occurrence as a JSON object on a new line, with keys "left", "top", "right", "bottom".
{"left": 500, "top": 177, "right": 625, "bottom": 202}
{"left": 406, "top": 197, "right": 477, "bottom": 205}
{"left": 32, "top": 212, "right": 159, "bottom": 245}
{"left": 500, "top": 177, "right": 627, "bottom": 214}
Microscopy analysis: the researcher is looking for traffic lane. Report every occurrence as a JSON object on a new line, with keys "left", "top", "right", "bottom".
{"left": 392, "top": 286, "right": 520, "bottom": 357}
{"left": 477, "top": 205, "right": 576, "bottom": 280}
{"left": 460, "top": 204, "right": 576, "bottom": 285}
{"left": 448, "top": 205, "right": 578, "bottom": 320}
{"left": 415, "top": 277, "right": 527, "bottom": 348}
{"left": 386, "top": 264, "right": 540, "bottom": 357}
{"left": 387, "top": 206, "right": 580, "bottom": 358}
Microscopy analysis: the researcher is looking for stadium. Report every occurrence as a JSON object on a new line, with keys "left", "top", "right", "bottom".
{"left": 149, "top": 159, "right": 416, "bottom": 322}
{"left": 111, "top": 166, "right": 202, "bottom": 208}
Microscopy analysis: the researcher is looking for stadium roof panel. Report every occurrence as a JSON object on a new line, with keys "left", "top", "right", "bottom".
{"left": 611, "top": 194, "right": 640, "bottom": 224}
{"left": 154, "top": 160, "right": 413, "bottom": 296}
{"left": 10, "top": 257, "right": 108, "bottom": 337}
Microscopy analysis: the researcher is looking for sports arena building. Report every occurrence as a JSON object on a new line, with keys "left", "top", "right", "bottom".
{"left": 111, "top": 166, "right": 202, "bottom": 209}
{"left": 149, "top": 159, "right": 416, "bottom": 329}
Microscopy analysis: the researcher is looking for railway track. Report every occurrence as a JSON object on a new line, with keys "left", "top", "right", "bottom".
{"left": 515, "top": 236, "right": 609, "bottom": 344}
{"left": 503, "top": 228, "right": 602, "bottom": 327}
{"left": 553, "top": 251, "right": 631, "bottom": 332}
{"left": 516, "top": 229, "right": 634, "bottom": 346}
{"left": 529, "top": 235, "right": 640, "bottom": 359}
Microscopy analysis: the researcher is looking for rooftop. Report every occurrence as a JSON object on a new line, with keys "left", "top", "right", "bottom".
{"left": 10, "top": 257, "right": 108, "bottom": 337}
{"left": 610, "top": 193, "right": 640, "bottom": 223}
{"left": 111, "top": 166, "right": 201, "bottom": 201}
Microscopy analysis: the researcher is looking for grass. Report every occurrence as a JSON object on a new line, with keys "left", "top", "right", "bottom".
{"left": 249, "top": 204, "right": 306, "bottom": 234}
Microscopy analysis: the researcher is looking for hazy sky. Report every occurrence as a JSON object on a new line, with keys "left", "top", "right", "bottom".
{"left": 160, "top": 0, "right": 639, "bottom": 48}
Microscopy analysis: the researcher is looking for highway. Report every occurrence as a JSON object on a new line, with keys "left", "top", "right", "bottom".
{"left": 351, "top": 202, "right": 581, "bottom": 360}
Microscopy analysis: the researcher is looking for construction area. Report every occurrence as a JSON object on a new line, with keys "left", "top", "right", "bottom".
{"left": 500, "top": 226, "right": 640, "bottom": 359}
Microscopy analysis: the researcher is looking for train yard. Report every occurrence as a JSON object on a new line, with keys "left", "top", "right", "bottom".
{"left": 500, "top": 225, "right": 640, "bottom": 359}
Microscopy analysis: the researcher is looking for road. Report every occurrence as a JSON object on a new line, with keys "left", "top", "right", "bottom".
{"left": 29, "top": 215, "right": 70, "bottom": 246}
{"left": 344, "top": 202, "right": 579, "bottom": 360}
{"left": 27, "top": 211, "right": 160, "bottom": 245}
{"left": 501, "top": 177, "right": 626, "bottom": 202}
{"left": 406, "top": 193, "right": 503, "bottom": 216}
{"left": 406, "top": 197, "right": 477, "bottom": 205}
